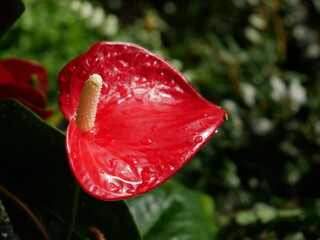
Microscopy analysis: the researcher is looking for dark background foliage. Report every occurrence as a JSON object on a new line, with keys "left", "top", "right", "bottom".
{"left": 1, "top": 0, "right": 320, "bottom": 239}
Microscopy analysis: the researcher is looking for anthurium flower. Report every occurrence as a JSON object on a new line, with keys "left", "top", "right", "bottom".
{"left": 0, "top": 58, "right": 53, "bottom": 119}
{"left": 58, "top": 42, "right": 226, "bottom": 201}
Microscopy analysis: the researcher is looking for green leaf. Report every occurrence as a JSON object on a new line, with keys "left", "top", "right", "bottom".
{"left": 0, "top": 99, "right": 141, "bottom": 240}
{"left": 127, "top": 180, "right": 217, "bottom": 240}
{"left": 0, "top": 0, "right": 25, "bottom": 37}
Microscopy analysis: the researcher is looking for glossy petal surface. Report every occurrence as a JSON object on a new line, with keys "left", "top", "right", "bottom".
{"left": 58, "top": 42, "right": 226, "bottom": 200}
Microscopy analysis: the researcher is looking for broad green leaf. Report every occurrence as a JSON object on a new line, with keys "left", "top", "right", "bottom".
{"left": 0, "top": 0, "right": 24, "bottom": 37}
{"left": 127, "top": 180, "right": 217, "bottom": 240}
{"left": 0, "top": 99, "right": 141, "bottom": 240}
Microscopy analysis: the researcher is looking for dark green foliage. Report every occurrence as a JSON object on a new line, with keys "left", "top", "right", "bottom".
{"left": 0, "top": 0, "right": 24, "bottom": 37}
{"left": 1, "top": 0, "right": 320, "bottom": 239}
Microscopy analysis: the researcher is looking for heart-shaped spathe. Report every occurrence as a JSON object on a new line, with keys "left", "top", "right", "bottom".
{"left": 58, "top": 42, "right": 226, "bottom": 200}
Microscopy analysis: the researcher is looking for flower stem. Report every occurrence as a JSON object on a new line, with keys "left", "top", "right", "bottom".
{"left": 66, "top": 179, "right": 80, "bottom": 240}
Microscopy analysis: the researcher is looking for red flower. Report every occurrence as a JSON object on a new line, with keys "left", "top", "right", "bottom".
{"left": 0, "top": 58, "right": 53, "bottom": 119}
{"left": 58, "top": 42, "right": 226, "bottom": 201}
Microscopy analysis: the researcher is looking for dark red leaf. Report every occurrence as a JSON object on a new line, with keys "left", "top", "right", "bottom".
{"left": 58, "top": 42, "right": 226, "bottom": 200}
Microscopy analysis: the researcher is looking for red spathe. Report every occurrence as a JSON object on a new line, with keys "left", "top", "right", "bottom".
{"left": 58, "top": 42, "right": 226, "bottom": 200}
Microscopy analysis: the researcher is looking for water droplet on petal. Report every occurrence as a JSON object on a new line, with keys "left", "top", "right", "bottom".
{"left": 90, "top": 56, "right": 99, "bottom": 66}
{"left": 141, "top": 168, "right": 157, "bottom": 184}
{"left": 156, "top": 71, "right": 165, "bottom": 81}
{"left": 82, "top": 60, "right": 91, "bottom": 71}
{"left": 59, "top": 93, "right": 70, "bottom": 106}
{"left": 150, "top": 80, "right": 155, "bottom": 88}
{"left": 151, "top": 125, "right": 158, "bottom": 132}
{"left": 115, "top": 60, "right": 129, "bottom": 71}
{"left": 105, "top": 71, "right": 112, "bottom": 79}
{"left": 133, "top": 160, "right": 139, "bottom": 164}
{"left": 98, "top": 65, "right": 104, "bottom": 71}
{"left": 140, "top": 54, "right": 150, "bottom": 63}
{"left": 79, "top": 70, "right": 86, "bottom": 77}
{"left": 109, "top": 182, "right": 121, "bottom": 192}
{"left": 167, "top": 79, "right": 176, "bottom": 87}
{"left": 141, "top": 137, "right": 153, "bottom": 145}
{"left": 121, "top": 110, "right": 131, "bottom": 115}
{"left": 168, "top": 165, "right": 175, "bottom": 171}
{"left": 194, "top": 136, "right": 203, "bottom": 143}
{"left": 60, "top": 75, "right": 68, "bottom": 82}
{"left": 182, "top": 126, "right": 189, "bottom": 131}
{"left": 105, "top": 52, "right": 111, "bottom": 64}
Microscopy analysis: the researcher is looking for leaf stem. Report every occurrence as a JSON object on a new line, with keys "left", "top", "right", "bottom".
{"left": 0, "top": 184, "right": 50, "bottom": 239}
{"left": 66, "top": 179, "right": 80, "bottom": 240}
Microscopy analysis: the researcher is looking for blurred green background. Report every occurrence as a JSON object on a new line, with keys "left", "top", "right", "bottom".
{"left": 1, "top": 0, "right": 320, "bottom": 239}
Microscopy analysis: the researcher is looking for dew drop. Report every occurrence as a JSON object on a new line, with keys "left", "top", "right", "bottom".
{"left": 141, "top": 137, "right": 153, "bottom": 145}
{"left": 182, "top": 126, "right": 189, "bottom": 131}
{"left": 168, "top": 165, "right": 175, "bottom": 171}
{"left": 150, "top": 80, "right": 155, "bottom": 88}
{"left": 72, "top": 153, "right": 78, "bottom": 159}
{"left": 79, "top": 70, "right": 86, "bottom": 77}
{"left": 59, "top": 93, "right": 70, "bottom": 106}
{"left": 141, "top": 168, "right": 156, "bottom": 183}
{"left": 151, "top": 125, "right": 158, "bottom": 132}
{"left": 194, "top": 136, "right": 203, "bottom": 143}
{"left": 109, "top": 182, "right": 121, "bottom": 192}
{"left": 126, "top": 188, "right": 136, "bottom": 194}
{"left": 90, "top": 56, "right": 99, "bottom": 66}
{"left": 140, "top": 54, "right": 150, "bottom": 63}
{"left": 60, "top": 75, "right": 68, "bottom": 82}
{"left": 82, "top": 60, "right": 91, "bottom": 71}
{"left": 105, "top": 52, "right": 111, "bottom": 64}
{"left": 133, "top": 160, "right": 139, "bottom": 165}
{"left": 100, "top": 170, "right": 105, "bottom": 174}
{"left": 105, "top": 71, "right": 112, "bottom": 78}
{"left": 167, "top": 79, "right": 176, "bottom": 87}
{"left": 156, "top": 71, "right": 165, "bottom": 81}
{"left": 115, "top": 60, "right": 129, "bottom": 71}
{"left": 98, "top": 65, "right": 104, "bottom": 71}
{"left": 70, "top": 65, "right": 76, "bottom": 72}
{"left": 121, "top": 110, "right": 131, "bottom": 115}
{"left": 130, "top": 55, "right": 137, "bottom": 67}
